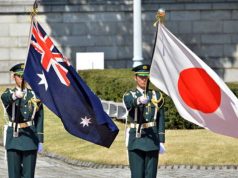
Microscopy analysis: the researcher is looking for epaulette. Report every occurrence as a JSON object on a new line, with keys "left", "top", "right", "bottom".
{"left": 29, "top": 90, "right": 42, "bottom": 102}
{"left": 131, "top": 88, "right": 137, "bottom": 92}
{"left": 3, "top": 88, "right": 13, "bottom": 94}
{"left": 124, "top": 88, "right": 136, "bottom": 95}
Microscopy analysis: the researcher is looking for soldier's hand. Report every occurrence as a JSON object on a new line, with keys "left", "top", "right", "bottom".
{"left": 38, "top": 143, "right": 43, "bottom": 153}
{"left": 12, "top": 89, "right": 25, "bottom": 100}
{"left": 138, "top": 95, "right": 149, "bottom": 104}
{"left": 15, "top": 89, "right": 25, "bottom": 99}
{"left": 159, "top": 143, "right": 166, "bottom": 154}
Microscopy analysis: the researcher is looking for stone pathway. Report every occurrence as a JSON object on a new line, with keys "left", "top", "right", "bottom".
{"left": 1, "top": 146, "right": 238, "bottom": 178}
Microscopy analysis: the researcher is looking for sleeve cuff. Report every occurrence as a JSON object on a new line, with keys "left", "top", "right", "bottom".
{"left": 37, "top": 133, "right": 44, "bottom": 143}
{"left": 159, "top": 133, "right": 165, "bottom": 143}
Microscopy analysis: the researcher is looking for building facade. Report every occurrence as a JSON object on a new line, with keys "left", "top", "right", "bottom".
{"left": 0, "top": 0, "right": 238, "bottom": 84}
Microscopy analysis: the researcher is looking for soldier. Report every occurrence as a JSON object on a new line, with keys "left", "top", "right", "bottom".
{"left": 1, "top": 63, "right": 44, "bottom": 178}
{"left": 123, "top": 64, "right": 165, "bottom": 178}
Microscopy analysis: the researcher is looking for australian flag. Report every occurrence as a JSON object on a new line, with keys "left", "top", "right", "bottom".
{"left": 23, "top": 18, "right": 119, "bottom": 148}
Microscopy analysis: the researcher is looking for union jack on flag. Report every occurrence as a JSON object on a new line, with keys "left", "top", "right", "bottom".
{"left": 24, "top": 18, "right": 119, "bottom": 148}
{"left": 31, "top": 21, "right": 70, "bottom": 86}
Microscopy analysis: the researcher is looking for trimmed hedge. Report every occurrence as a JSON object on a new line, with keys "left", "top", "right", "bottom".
{"left": 78, "top": 69, "right": 238, "bottom": 129}
{"left": 79, "top": 69, "right": 135, "bottom": 101}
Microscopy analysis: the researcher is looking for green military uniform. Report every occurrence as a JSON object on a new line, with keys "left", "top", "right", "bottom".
{"left": 1, "top": 63, "right": 44, "bottom": 178}
{"left": 123, "top": 64, "right": 165, "bottom": 178}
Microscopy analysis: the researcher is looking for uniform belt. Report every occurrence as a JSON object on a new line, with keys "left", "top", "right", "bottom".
{"left": 130, "top": 122, "right": 156, "bottom": 129}
{"left": 8, "top": 121, "right": 34, "bottom": 129}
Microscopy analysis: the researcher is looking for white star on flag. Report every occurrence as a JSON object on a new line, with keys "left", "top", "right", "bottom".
{"left": 80, "top": 116, "right": 92, "bottom": 127}
{"left": 37, "top": 72, "right": 48, "bottom": 90}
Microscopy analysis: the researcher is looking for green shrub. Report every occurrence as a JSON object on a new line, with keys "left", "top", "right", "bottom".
{"left": 79, "top": 69, "right": 135, "bottom": 101}
{"left": 78, "top": 69, "right": 238, "bottom": 130}
{"left": 163, "top": 95, "right": 200, "bottom": 129}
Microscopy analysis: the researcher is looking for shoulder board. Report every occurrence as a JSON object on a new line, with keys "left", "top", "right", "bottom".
{"left": 29, "top": 89, "right": 35, "bottom": 95}
{"left": 3, "top": 88, "right": 14, "bottom": 94}
{"left": 124, "top": 89, "right": 138, "bottom": 98}
{"left": 125, "top": 88, "right": 136, "bottom": 94}
{"left": 28, "top": 89, "right": 41, "bottom": 101}
{"left": 147, "top": 89, "right": 153, "bottom": 93}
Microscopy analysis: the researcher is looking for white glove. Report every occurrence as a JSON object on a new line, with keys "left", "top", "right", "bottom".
{"left": 159, "top": 143, "right": 166, "bottom": 154}
{"left": 12, "top": 89, "right": 25, "bottom": 100}
{"left": 38, "top": 143, "right": 43, "bottom": 153}
{"left": 138, "top": 95, "right": 149, "bottom": 104}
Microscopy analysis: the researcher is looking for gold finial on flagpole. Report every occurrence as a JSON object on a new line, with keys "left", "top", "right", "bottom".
{"left": 153, "top": 8, "right": 166, "bottom": 27}
{"left": 30, "top": 0, "right": 39, "bottom": 17}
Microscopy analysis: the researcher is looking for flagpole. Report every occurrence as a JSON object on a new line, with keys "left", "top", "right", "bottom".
{"left": 24, "top": 0, "right": 38, "bottom": 72}
{"left": 23, "top": 0, "right": 39, "bottom": 75}
{"left": 151, "top": 8, "right": 165, "bottom": 68}
{"left": 136, "top": 9, "right": 166, "bottom": 138}
{"left": 13, "top": 0, "right": 39, "bottom": 137}
{"left": 28, "top": 0, "right": 39, "bottom": 53}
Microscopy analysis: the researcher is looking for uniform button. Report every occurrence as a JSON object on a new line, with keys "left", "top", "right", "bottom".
{"left": 24, "top": 112, "right": 27, "bottom": 114}
{"left": 25, "top": 105, "right": 27, "bottom": 107}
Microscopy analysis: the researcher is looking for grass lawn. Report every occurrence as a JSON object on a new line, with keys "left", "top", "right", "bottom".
{"left": 1, "top": 86, "right": 238, "bottom": 165}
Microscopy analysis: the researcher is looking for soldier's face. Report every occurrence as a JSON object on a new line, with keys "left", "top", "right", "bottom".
{"left": 13, "top": 74, "right": 23, "bottom": 87}
{"left": 134, "top": 75, "right": 148, "bottom": 90}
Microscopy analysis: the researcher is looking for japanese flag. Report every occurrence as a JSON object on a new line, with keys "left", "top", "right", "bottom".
{"left": 150, "top": 23, "right": 238, "bottom": 138}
